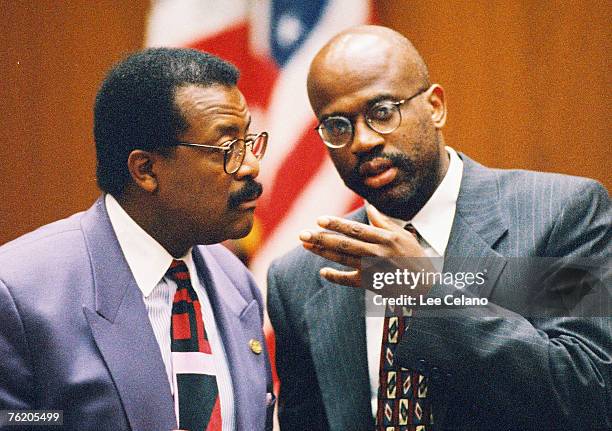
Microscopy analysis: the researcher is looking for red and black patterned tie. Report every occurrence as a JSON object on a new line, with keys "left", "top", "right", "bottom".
{"left": 167, "top": 259, "right": 222, "bottom": 431}
{"left": 375, "top": 225, "right": 433, "bottom": 431}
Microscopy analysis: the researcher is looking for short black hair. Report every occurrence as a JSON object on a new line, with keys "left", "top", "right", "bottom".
{"left": 94, "top": 47, "right": 239, "bottom": 196}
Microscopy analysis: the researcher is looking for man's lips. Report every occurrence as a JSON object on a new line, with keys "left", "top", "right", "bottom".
{"left": 359, "top": 158, "right": 398, "bottom": 189}
{"left": 238, "top": 188, "right": 263, "bottom": 208}
{"left": 238, "top": 192, "right": 261, "bottom": 208}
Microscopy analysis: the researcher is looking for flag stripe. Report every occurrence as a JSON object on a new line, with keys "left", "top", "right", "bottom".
{"left": 256, "top": 123, "right": 327, "bottom": 238}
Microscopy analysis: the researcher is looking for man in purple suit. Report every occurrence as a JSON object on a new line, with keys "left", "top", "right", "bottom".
{"left": 0, "top": 48, "right": 273, "bottom": 430}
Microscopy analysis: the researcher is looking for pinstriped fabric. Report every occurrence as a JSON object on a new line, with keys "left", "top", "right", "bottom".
{"left": 303, "top": 280, "right": 373, "bottom": 429}
{"left": 144, "top": 278, "right": 175, "bottom": 389}
{"left": 454, "top": 163, "right": 587, "bottom": 258}
{"left": 403, "top": 156, "right": 611, "bottom": 428}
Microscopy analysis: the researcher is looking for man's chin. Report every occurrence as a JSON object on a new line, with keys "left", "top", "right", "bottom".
{"left": 362, "top": 183, "right": 422, "bottom": 218}
{"left": 227, "top": 213, "right": 256, "bottom": 240}
{"left": 355, "top": 179, "right": 404, "bottom": 204}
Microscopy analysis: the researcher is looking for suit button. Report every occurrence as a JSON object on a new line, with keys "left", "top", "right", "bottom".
{"left": 249, "top": 338, "right": 263, "bottom": 354}
{"left": 418, "top": 359, "right": 427, "bottom": 373}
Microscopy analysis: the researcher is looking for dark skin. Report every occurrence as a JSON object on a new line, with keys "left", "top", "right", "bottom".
{"left": 301, "top": 25, "right": 449, "bottom": 289}
{"left": 116, "top": 84, "right": 263, "bottom": 258}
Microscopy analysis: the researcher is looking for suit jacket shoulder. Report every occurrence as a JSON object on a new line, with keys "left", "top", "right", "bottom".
{"left": 0, "top": 210, "right": 88, "bottom": 275}
{"left": 457, "top": 154, "right": 610, "bottom": 258}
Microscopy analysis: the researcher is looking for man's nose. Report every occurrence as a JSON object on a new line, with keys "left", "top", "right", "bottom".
{"left": 349, "top": 117, "right": 385, "bottom": 154}
{"left": 234, "top": 146, "right": 260, "bottom": 179}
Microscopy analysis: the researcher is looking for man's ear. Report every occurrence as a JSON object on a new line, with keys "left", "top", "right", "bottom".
{"left": 126, "top": 149, "right": 160, "bottom": 193}
{"left": 427, "top": 84, "right": 447, "bottom": 129}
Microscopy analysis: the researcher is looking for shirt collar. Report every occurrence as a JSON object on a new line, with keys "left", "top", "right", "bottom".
{"left": 367, "top": 146, "right": 463, "bottom": 256}
{"left": 105, "top": 194, "right": 193, "bottom": 297}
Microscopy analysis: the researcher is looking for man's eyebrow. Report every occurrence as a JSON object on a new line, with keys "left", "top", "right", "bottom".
{"left": 319, "top": 94, "right": 399, "bottom": 121}
{"left": 214, "top": 124, "right": 241, "bottom": 139}
{"left": 215, "top": 116, "right": 252, "bottom": 137}
{"left": 365, "top": 93, "right": 399, "bottom": 107}
{"left": 319, "top": 111, "right": 351, "bottom": 122}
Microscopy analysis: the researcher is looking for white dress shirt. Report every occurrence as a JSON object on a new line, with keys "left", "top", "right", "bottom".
{"left": 365, "top": 146, "right": 464, "bottom": 417}
{"left": 105, "top": 194, "right": 235, "bottom": 430}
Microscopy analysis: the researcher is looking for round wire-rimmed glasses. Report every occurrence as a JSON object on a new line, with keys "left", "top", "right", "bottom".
{"left": 176, "top": 132, "right": 268, "bottom": 174}
{"left": 315, "top": 86, "right": 429, "bottom": 148}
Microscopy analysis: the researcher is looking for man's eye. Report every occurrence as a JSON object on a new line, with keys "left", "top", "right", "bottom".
{"left": 370, "top": 104, "right": 393, "bottom": 121}
{"left": 325, "top": 119, "right": 351, "bottom": 136}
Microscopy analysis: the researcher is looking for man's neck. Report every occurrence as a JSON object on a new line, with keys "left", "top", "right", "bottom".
{"left": 113, "top": 192, "right": 191, "bottom": 258}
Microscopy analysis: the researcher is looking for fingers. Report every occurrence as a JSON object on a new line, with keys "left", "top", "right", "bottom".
{"left": 319, "top": 267, "right": 361, "bottom": 287}
{"left": 315, "top": 215, "right": 395, "bottom": 244}
{"left": 300, "top": 230, "right": 377, "bottom": 257}
{"left": 366, "top": 205, "right": 395, "bottom": 230}
{"left": 302, "top": 243, "right": 362, "bottom": 268}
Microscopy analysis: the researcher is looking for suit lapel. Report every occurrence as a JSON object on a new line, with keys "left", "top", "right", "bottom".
{"left": 444, "top": 213, "right": 507, "bottom": 298}
{"left": 80, "top": 197, "right": 176, "bottom": 431}
{"left": 418, "top": 156, "right": 508, "bottom": 429}
{"left": 444, "top": 154, "right": 509, "bottom": 298}
{"left": 193, "top": 246, "right": 267, "bottom": 430}
{"left": 304, "top": 260, "right": 374, "bottom": 429}
{"left": 452, "top": 154, "right": 508, "bottom": 251}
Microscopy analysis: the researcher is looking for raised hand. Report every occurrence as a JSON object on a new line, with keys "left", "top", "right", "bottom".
{"left": 299, "top": 205, "right": 435, "bottom": 288}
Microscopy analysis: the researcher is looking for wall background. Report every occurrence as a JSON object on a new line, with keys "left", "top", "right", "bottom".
{"left": 1, "top": 1, "right": 610, "bottom": 244}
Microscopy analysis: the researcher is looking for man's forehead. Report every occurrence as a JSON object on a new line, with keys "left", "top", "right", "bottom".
{"left": 313, "top": 38, "right": 394, "bottom": 81}
{"left": 175, "top": 84, "right": 248, "bottom": 117}
{"left": 308, "top": 27, "right": 427, "bottom": 115}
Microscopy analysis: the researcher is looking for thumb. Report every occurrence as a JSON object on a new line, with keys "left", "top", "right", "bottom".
{"left": 366, "top": 205, "right": 396, "bottom": 230}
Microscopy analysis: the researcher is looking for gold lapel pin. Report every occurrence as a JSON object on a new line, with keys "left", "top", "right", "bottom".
{"left": 249, "top": 339, "right": 262, "bottom": 354}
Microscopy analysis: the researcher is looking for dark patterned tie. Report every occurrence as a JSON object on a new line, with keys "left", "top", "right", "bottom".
{"left": 167, "top": 259, "right": 222, "bottom": 431}
{"left": 375, "top": 225, "right": 433, "bottom": 431}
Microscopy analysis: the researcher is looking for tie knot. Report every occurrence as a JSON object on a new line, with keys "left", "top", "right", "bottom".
{"left": 166, "top": 259, "right": 191, "bottom": 282}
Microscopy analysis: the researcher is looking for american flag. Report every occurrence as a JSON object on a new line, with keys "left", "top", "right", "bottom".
{"left": 146, "top": 0, "right": 373, "bottom": 285}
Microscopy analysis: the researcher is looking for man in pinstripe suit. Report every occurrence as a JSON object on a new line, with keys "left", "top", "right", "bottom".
{"left": 267, "top": 25, "right": 611, "bottom": 429}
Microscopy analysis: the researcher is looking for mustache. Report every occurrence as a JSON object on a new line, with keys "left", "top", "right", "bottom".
{"left": 352, "top": 151, "right": 417, "bottom": 180}
{"left": 228, "top": 179, "right": 263, "bottom": 208}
